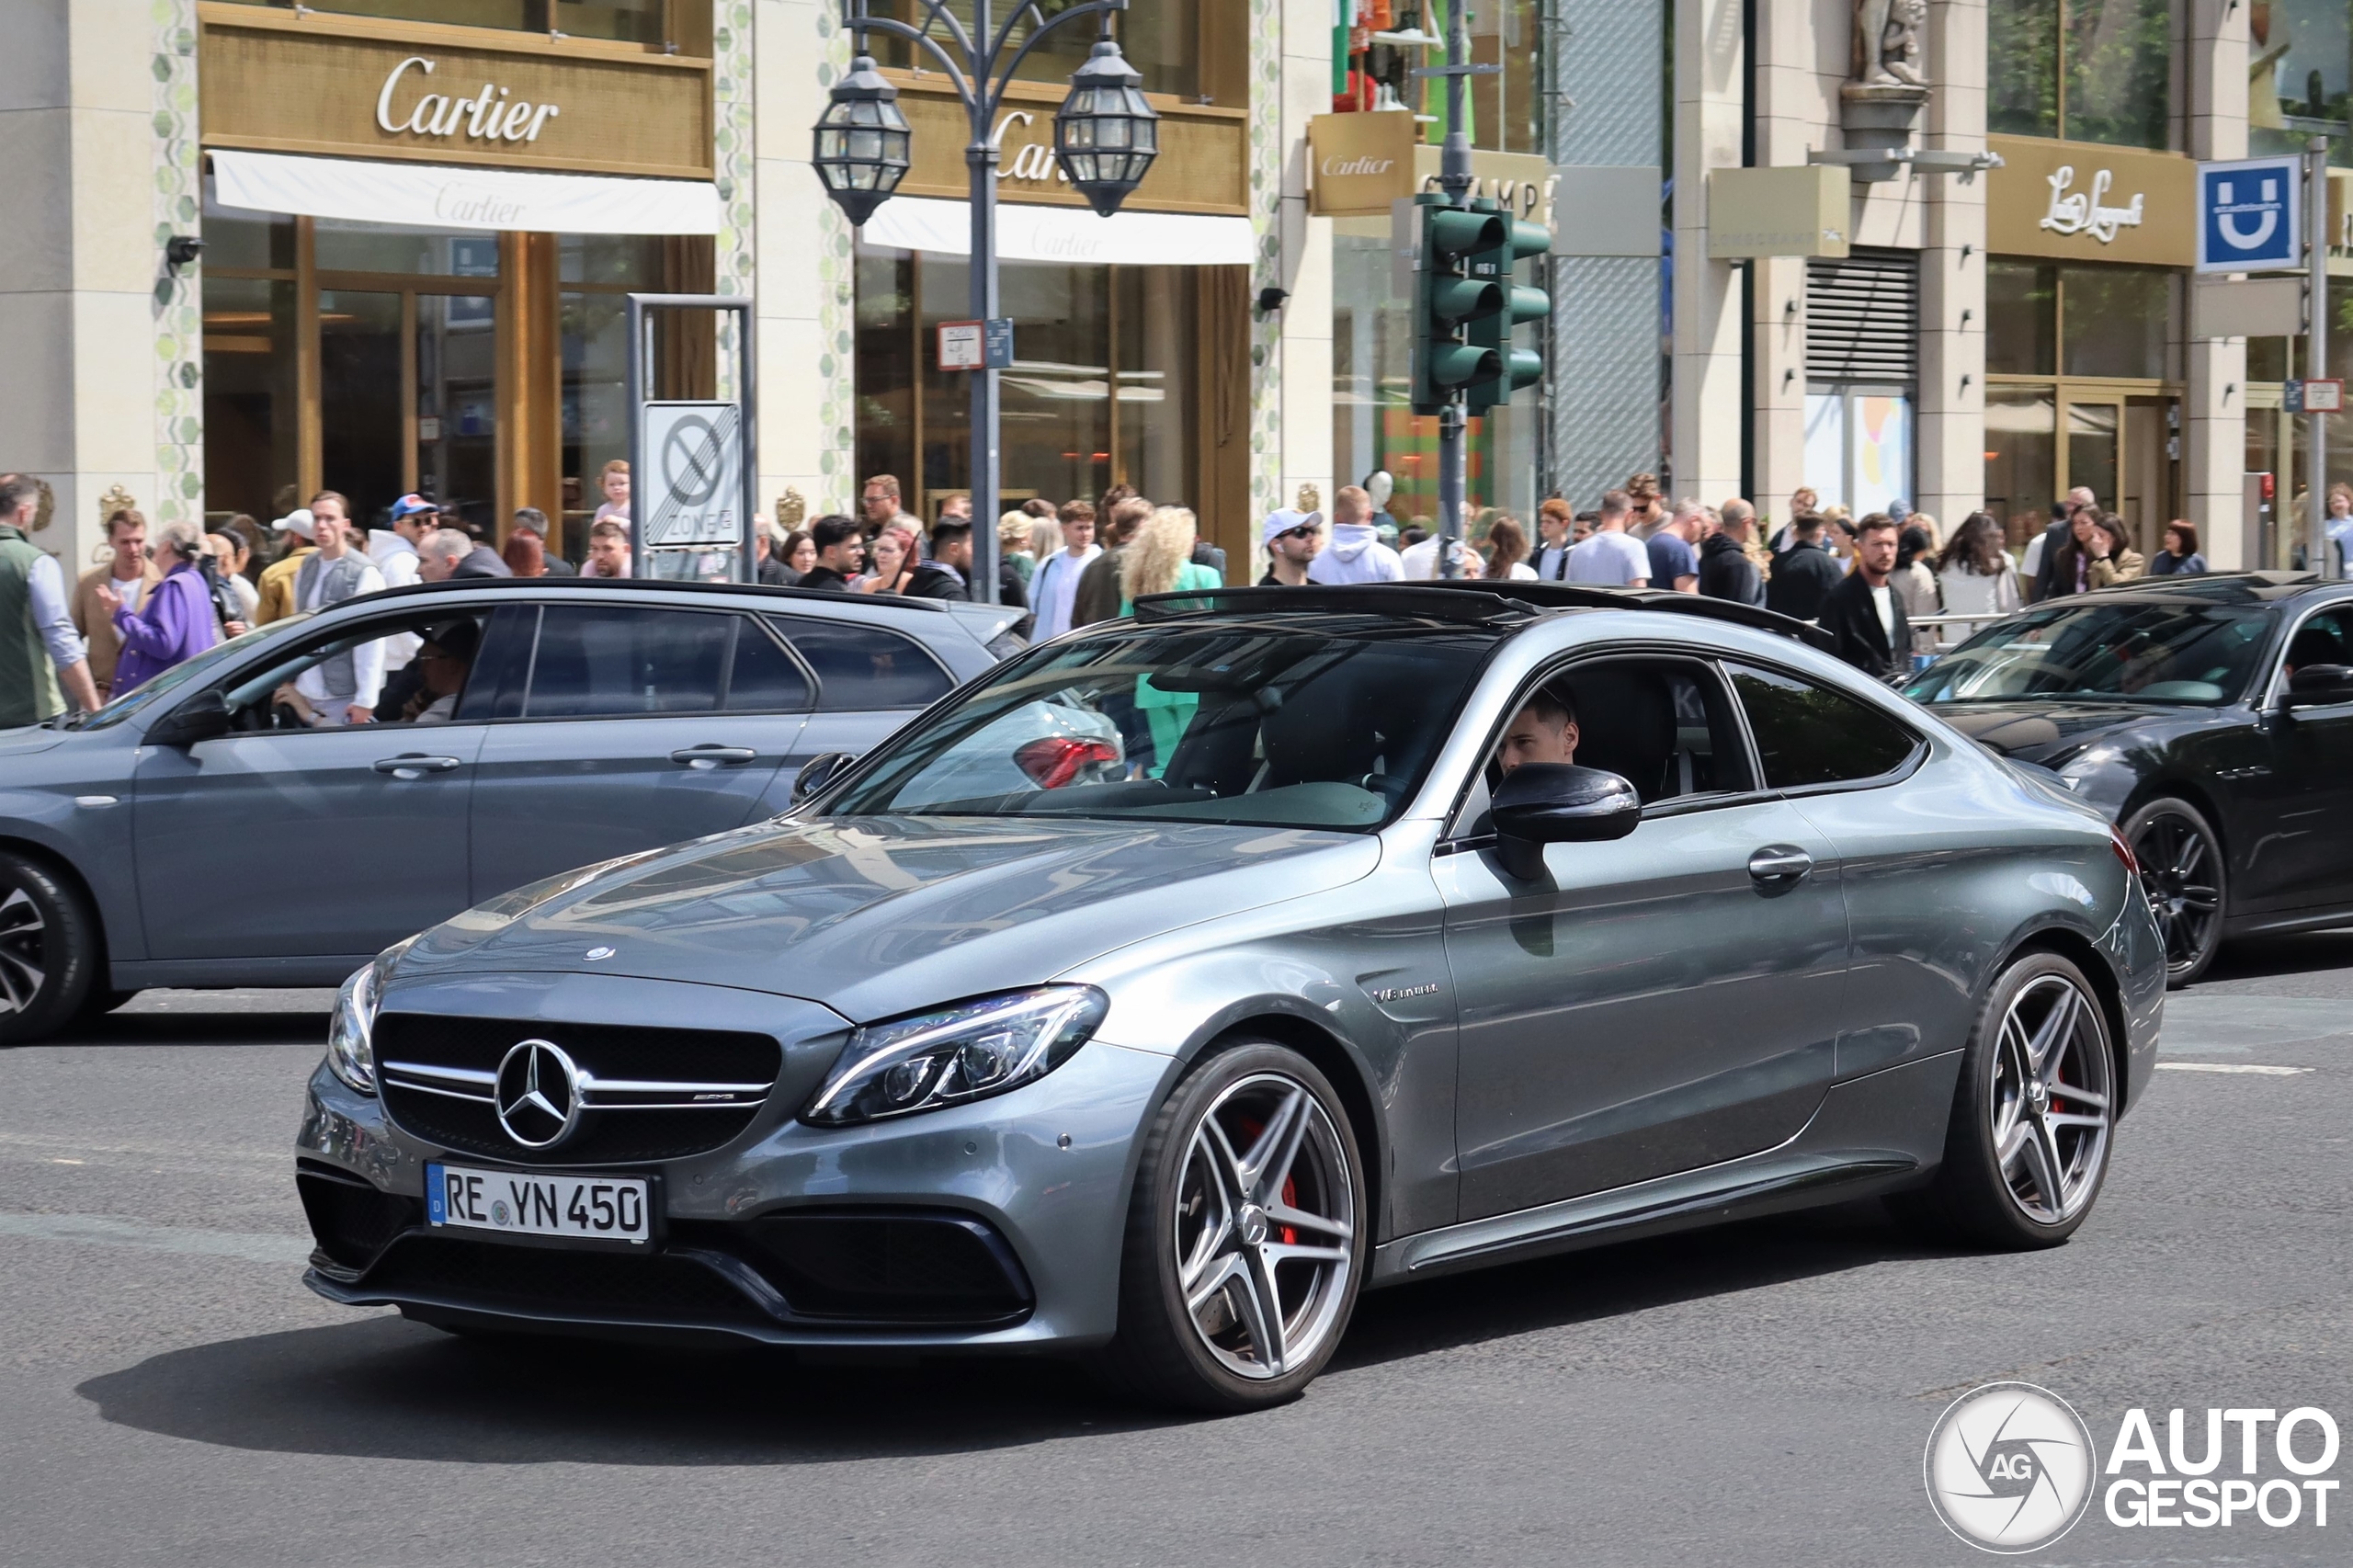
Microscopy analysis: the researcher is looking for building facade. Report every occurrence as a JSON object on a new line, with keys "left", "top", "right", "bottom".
{"left": 0, "top": 1, "right": 2334, "bottom": 585}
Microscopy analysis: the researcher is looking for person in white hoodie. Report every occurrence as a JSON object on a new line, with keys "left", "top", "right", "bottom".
{"left": 367, "top": 493, "right": 435, "bottom": 671}
{"left": 1305, "top": 485, "right": 1404, "bottom": 585}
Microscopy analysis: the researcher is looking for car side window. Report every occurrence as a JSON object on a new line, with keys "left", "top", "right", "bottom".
{"left": 212, "top": 609, "right": 490, "bottom": 731}
{"left": 525, "top": 606, "right": 731, "bottom": 718}
{"left": 1450, "top": 655, "right": 1755, "bottom": 835}
{"left": 723, "top": 617, "right": 815, "bottom": 712}
{"left": 769, "top": 617, "right": 953, "bottom": 710}
{"left": 1727, "top": 662, "right": 1920, "bottom": 790}
{"left": 2280, "top": 608, "right": 2353, "bottom": 681}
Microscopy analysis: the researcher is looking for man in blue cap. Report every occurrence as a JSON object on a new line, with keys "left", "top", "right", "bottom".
{"left": 369, "top": 493, "right": 437, "bottom": 593}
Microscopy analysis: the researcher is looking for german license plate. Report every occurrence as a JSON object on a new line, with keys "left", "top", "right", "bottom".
{"left": 426, "top": 1163, "right": 653, "bottom": 1244}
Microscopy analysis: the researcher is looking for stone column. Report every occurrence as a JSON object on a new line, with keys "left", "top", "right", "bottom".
{"left": 1916, "top": 0, "right": 1989, "bottom": 532}
{"left": 0, "top": 0, "right": 186, "bottom": 577}
{"left": 1672, "top": 0, "right": 1745, "bottom": 503}
{"left": 754, "top": 0, "right": 857, "bottom": 520}
{"left": 1743, "top": 0, "right": 1823, "bottom": 519}
{"left": 1274, "top": 0, "right": 1335, "bottom": 530}
{"left": 2185, "top": 0, "right": 2250, "bottom": 569}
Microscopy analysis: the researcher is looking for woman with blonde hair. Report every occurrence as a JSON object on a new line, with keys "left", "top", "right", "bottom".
{"left": 1120, "top": 507, "right": 1222, "bottom": 776}
{"left": 1027, "top": 515, "right": 1063, "bottom": 567}
{"left": 999, "top": 511, "right": 1040, "bottom": 592}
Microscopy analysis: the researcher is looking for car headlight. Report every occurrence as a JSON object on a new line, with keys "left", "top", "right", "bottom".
{"left": 324, "top": 937, "right": 415, "bottom": 1096}
{"left": 802, "top": 985, "right": 1109, "bottom": 1127}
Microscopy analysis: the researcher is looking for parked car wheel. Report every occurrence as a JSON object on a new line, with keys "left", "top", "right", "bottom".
{"left": 2122, "top": 798, "right": 2225, "bottom": 988}
{"left": 1105, "top": 1043, "right": 1366, "bottom": 1412}
{"left": 1907, "top": 951, "right": 2116, "bottom": 1250}
{"left": 0, "top": 852, "right": 102, "bottom": 1046}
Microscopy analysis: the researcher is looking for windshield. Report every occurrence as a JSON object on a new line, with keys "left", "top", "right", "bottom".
{"left": 70, "top": 616, "right": 311, "bottom": 732}
{"left": 823, "top": 618, "right": 1498, "bottom": 830}
{"left": 1903, "top": 600, "right": 2274, "bottom": 706}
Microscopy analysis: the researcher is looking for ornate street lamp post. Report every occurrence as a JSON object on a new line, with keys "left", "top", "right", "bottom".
{"left": 813, "top": 0, "right": 1159, "bottom": 604}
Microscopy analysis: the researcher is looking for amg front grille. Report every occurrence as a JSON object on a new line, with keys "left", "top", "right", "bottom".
{"left": 365, "top": 1233, "right": 773, "bottom": 1326}
{"left": 373, "top": 1013, "right": 782, "bottom": 1165}
{"left": 297, "top": 1161, "right": 422, "bottom": 1270}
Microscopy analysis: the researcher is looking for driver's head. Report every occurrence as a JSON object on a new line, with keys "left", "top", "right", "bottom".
{"left": 1498, "top": 688, "right": 1578, "bottom": 775}
{"left": 415, "top": 619, "right": 479, "bottom": 697}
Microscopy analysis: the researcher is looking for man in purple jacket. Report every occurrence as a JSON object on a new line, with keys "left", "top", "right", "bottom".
{"left": 101, "top": 519, "right": 220, "bottom": 695}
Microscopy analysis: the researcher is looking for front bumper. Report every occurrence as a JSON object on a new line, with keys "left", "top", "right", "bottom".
{"left": 296, "top": 973, "right": 1178, "bottom": 1348}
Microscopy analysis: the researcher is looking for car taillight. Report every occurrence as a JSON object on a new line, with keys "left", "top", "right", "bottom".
{"left": 1014, "top": 736, "right": 1120, "bottom": 790}
{"left": 2109, "top": 826, "right": 2139, "bottom": 876}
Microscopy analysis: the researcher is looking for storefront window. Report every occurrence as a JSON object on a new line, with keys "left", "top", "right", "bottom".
{"left": 1988, "top": 0, "right": 2173, "bottom": 149}
{"left": 1985, "top": 388, "right": 2058, "bottom": 540}
{"left": 315, "top": 220, "right": 500, "bottom": 279}
{"left": 1987, "top": 261, "right": 2057, "bottom": 376}
{"left": 870, "top": 0, "right": 1245, "bottom": 101}
{"left": 202, "top": 276, "right": 299, "bottom": 526}
{"left": 2251, "top": 1, "right": 2353, "bottom": 165}
{"left": 212, "top": 0, "right": 676, "bottom": 47}
{"left": 2058, "top": 264, "right": 2172, "bottom": 381}
{"left": 853, "top": 245, "right": 1206, "bottom": 524}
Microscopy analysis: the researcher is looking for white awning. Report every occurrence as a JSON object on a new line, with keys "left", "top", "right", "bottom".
{"left": 860, "top": 196, "right": 1254, "bottom": 267}
{"left": 208, "top": 149, "right": 720, "bottom": 235}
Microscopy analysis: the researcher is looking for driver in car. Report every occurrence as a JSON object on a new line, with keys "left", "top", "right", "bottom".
{"left": 1495, "top": 688, "right": 1579, "bottom": 775}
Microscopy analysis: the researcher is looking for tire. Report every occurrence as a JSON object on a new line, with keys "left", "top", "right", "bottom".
{"left": 0, "top": 851, "right": 102, "bottom": 1047}
{"left": 1103, "top": 1042, "right": 1367, "bottom": 1412}
{"left": 2122, "top": 797, "right": 2225, "bottom": 988}
{"left": 1909, "top": 951, "right": 2117, "bottom": 1250}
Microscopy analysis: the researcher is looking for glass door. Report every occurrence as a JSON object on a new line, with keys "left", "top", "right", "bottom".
{"left": 2120, "top": 396, "right": 2180, "bottom": 558}
{"left": 318, "top": 290, "right": 404, "bottom": 521}
{"left": 2063, "top": 395, "right": 2120, "bottom": 519}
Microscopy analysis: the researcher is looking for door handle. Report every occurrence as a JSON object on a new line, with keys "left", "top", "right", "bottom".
{"left": 671, "top": 744, "right": 760, "bottom": 770}
{"left": 373, "top": 755, "right": 462, "bottom": 779}
{"left": 1748, "top": 846, "right": 1814, "bottom": 881}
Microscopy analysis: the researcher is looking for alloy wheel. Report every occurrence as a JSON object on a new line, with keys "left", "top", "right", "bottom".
{"left": 1172, "top": 1072, "right": 1356, "bottom": 1381}
{"left": 1987, "top": 972, "right": 2112, "bottom": 1225}
{"left": 0, "top": 886, "right": 46, "bottom": 1016}
{"left": 2130, "top": 809, "right": 2221, "bottom": 980}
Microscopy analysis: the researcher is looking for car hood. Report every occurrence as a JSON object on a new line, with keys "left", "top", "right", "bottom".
{"left": 395, "top": 814, "right": 1381, "bottom": 1022}
{"left": 0, "top": 723, "right": 66, "bottom": 758}
{"left": 1924, "top": 700, "right": 2194, "bottom": 765}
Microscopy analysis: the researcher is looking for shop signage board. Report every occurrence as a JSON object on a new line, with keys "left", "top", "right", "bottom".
{"left": 198, "top": 8, "right": 714, "bottom": 180}
{"left": 2196, "top": 155, "right": 2302, "bottom": 274}
{"left": 937, "top": 319, "right": 1015, "bottom": 371}
{"left": 891, "top": 74, "right": 1247, "bottom": 216}
{"left": 638, "top": 402, "right": 745, "bottom": 548}
{"left": 2287, "top": 379, "right": 2343, "bottom": 414}
{"left": 1986, "top": 136, "right": 2195, "bottom": 267}
{"left": 1303, "top": 113, "right": 1555, "bottom": 225}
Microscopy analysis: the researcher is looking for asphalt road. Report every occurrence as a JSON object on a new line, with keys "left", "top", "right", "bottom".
{"left": 3, "top": 941, "right": 2349, "bottom": 1568}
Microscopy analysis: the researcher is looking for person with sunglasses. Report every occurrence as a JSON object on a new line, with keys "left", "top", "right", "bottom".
{"left": 1258, "top": 508, "right": 1322, "bottom": 585}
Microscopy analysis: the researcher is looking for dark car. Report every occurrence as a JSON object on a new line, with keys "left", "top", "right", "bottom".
{"left": 0, "top": 578, "right": 1020, "bottom": 1042}
{"left": 1902, "top": 571, "right": 2353, "bottom": 985}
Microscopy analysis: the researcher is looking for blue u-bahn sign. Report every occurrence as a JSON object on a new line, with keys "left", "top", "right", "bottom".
{"left": 2197, "top": 155, "right": 2303, "bottom": 274}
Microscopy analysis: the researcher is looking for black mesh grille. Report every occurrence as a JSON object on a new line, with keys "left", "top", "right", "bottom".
{"left": 374, "top": 1013, "right": 780, "bottom": 1166}
{"left": 297, "top": 1165, "right": 422, "bottom": 1270}
{"left": 735, "top": 1211, "right": 1033, "bottom": 1323}
{"left": 1806, "top": 246, "right": 1918, "bottom": 384}
{"left": 363, "top": 1233, "right": 770, "bottom": 1325}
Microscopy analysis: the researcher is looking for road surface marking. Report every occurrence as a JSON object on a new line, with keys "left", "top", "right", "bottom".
{"left": 2154, "top": 1062, "right": 2312, "bottom": 1076}
{"left": 0, "top": 1211, "right": 311, "bottom": 1264}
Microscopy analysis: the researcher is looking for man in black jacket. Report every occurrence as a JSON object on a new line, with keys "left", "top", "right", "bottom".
{"left": 1815, "top": 514, "right": 1911, "bottom": 679}
{"left": 1699, "top": 499, "right": 1764, "bottom": 606}
{"left": 792, "top": 514, "right": 863, "bottom": 592}
{"left": 901, "top": 518, "right": 1029, "bottom": 608}
{"left": 1763, "top": 512, "right": 1842, "bottom": 621}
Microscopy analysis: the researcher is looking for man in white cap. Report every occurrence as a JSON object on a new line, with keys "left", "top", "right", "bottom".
{"left": 255, "top": 506, "right": 316, "bottom": 625}
{"left": 1257, "top": 508, "right": 1322, "bottom": 585}
{"left": 1305, "top": 485, "right": 1404, "bottom": 585}
{"left": 369, "top": 494, "right": 436, "bottom": 591}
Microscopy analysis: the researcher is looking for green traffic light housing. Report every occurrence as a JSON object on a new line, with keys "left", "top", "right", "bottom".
{"left": 1410, "top": 198, "right": 1511, "bottom": 414}
{"left": 1467, "top": 212, "right": 1552, "bottom": 413}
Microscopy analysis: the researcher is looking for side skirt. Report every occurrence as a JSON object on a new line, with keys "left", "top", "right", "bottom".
{"left": 1370, "top": 1048, "right": 1961, "bottom": 1287}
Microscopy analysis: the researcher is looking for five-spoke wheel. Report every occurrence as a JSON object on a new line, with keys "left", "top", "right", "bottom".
{"left": 1905, "top": 950, "right": 2117, "bottom": 1248}
{"left": 2123, "top": 798, "right": 2224, "bottom": 987}
{"left": 0, "top": 851, "right": 100, "bottom": 1046}
{"left": 1109, "top": 1043, "right": 1365, "bottom": 1410}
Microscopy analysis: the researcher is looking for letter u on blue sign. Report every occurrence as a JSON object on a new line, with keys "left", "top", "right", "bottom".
{"left": 2199, "top": 156, "right": 2302, "bottom": 273}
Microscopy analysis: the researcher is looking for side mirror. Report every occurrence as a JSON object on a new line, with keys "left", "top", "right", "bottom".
{"left": 145, "top": 687, "right": 231, "bottom": 748}
{"left": 789, "top": 751, "right": 858, "bottom": 806}
{"left": 1489, "top": 763, "right": 1643, "bottom": 880}
{"left": 2283, "top": 663, "right": 2353, "bottom": 709}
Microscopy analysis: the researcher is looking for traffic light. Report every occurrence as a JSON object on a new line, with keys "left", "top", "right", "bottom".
{"left": 1411, "top": 196, "right": 1506, "bottom": 415}
{"left": 1466, "top": 211, "right": 1552, "bottom": 414}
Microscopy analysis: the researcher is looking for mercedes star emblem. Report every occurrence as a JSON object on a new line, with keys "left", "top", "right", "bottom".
{"left": 494, "top": 1039, "right": 583, "bottom": 1149}
{"left": 585, "top": 946, "right": 616, "bottom": 960}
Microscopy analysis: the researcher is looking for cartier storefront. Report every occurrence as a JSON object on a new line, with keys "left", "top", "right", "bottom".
{"left": 848, "top": 1, "right": 1256, "bottom": 562}
{"left": 197, "top": 1, "right": 723, "bottom": 555}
